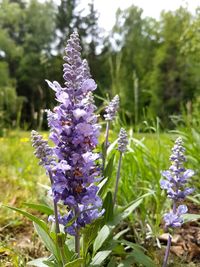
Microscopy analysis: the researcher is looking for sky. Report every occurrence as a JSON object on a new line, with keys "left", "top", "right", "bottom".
{"left": 79, "top": 0, "right": 200, "bottom": 32}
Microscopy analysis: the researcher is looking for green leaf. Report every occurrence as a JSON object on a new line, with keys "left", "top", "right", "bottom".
{"left": 23, "top": 203, "right": 53, "bottom": 215}
{"left": 4, "top": 205, "right": 48, "bottom": 232}
{"left": 27, "top": 257, "right": 49, "bottom": 267}
{"left": 33, "top": 222, "right": 60, "bottom": 262}
{"left": 119, "top": 240, "right": 156, "bottom": 267}
{"left": 107, "top": 139, "right": 118, "bottom": 156}
{"left": 103, "top": 153, "right": 115, "bottom": 179}
{"left": 90, "top": 250, "right": 111, "bottom": 266}
{"left": 103, "top": 191, "right": 114, "bottom": 223}
{"left": 43, "top": 261, "right": 58, "bottom": 267}
{"left": 113, "top": 228, "right": 130, "bottom": 240}
{"left": 82, "top": 219, "right": 102, "bottom": 258}
{"left": 130, "top": 250, "right": 156, "bottom": 267}
{"left": 93, "top": 225, "right": 114, "bottom": 254}
{"left": 93, "top": 197, "right": 144, "bottom": 254}
{"left": 114, "top": 198, "right": 143, "bottom": 225}
{"left": 182, "top": 213, "right": 200, "bottom": 223}
{"left": 64, "top": 258, "right": 84, "bottom": 267}
{"left": 99, "top": 154, "right": 115, "bottom": 197}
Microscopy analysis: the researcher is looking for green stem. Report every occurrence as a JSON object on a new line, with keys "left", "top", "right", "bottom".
{"left": 49, "top": 171, "right": 66, "bottom": 266}
{"left": 113, "top": 152, "right": 123, "bottom": 206}
{"left": 103, "top": 121, "right": 110, "bottom": 170}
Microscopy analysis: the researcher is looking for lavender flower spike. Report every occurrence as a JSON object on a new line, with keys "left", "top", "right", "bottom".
{"left": 160, "top": 137, "right": 194, "bottom": 267}
{"left": 113, "top": 128, "right": 128, "bottom": 206}
{"left": 31, "top": 130, "right": 61, "bottom": 238}
{"left": 118, "top": 128, "right": 128, "bottom": 153}
{"left": 104, "top": 95, "right": 120, "bottom": 121}
{"left": 31, "top": 130, "right": 54, "bottom": 172}
{"left": 45, "top": 31, "right": 103, "bottom": 242}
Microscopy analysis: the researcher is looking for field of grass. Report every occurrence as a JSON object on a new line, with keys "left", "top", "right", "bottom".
{"left": 0, "top": 129, "right": 199, "bottom": 266}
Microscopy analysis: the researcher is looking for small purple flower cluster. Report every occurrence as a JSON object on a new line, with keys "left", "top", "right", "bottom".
{"left": 31, "top": 130, "right": 55, "bottom": 174}
{"left": 104, "top": 95, "right": 119, "bottom": 121}
{"left": 118, "top": 128, "right": 128, "bottom": 153}
{"left": 160, "top": 137, "right": 194, "bottom": 228}
{"left": 34, "top": 32, "right": 103, "bottom": 235}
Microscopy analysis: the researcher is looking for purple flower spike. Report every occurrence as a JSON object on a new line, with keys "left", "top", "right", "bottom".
{"left": 104, "top": 95, "right": 120, "bottom": 121}
{"left": 33, "top": 32, "right": 103, "bottom": 236}
{"left": 118, "top": 128, "right": 128, "bottom": 153}
{"left": 31, "top": 130, "right": 55, "bottom": 171}
{"left": 160, "top": 137, "right": 194, "bottom": 229}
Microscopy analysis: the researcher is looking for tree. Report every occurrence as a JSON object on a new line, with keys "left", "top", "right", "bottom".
{"left": 111, "top": 5, "right": 159, "bottom": 123}
{"left": 148, "top": 8, "right": 199, "bottom": 126}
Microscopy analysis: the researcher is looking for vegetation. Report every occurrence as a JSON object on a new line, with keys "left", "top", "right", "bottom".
{"left": 0, "top": 0, "right": 200, "bottom": 130}
{"left": 0, "top": 116, "right": 200, "bottom": 265}
{"left": 0, "top": 0, "right": 200, "bottom": 266}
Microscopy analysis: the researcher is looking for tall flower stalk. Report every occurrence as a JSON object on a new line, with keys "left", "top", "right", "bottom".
{"left": 113, "top": 128, "right": 128, "bottom": 206}
{"left": 103, "top": 95, "right": 119, "bottom": 169}
{"left": 31, "top": 131, "right": 66, "bottom": 264}
{"left": 32, "top": 32, "right": 103, "bottom": 256}
{"left": 160, "top": 137, "right": 194, "bottom": 267}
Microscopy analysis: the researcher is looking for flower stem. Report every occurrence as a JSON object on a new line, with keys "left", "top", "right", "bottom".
{"left": 49, "top": 171, "right": 66, "bottom": 265}
{"left": 105, "top": 121, "right": 110, "bottom": 151}
{"left": 162, "top": 233, "right": 172, "bottom": 267}
{"left": 53, "top": 198, "right": 60, "bottom": 234}
{"left": 75, "top": 228, "right": 80, "bottom": 257}
{"left": 102, "top": 121, "right": 110, "bottom": 170}
{"left": 113, "top": 152, "right": 123, "bottom": 206}
{"left": 49, "top": 171, "right": 60, "bottom": 234}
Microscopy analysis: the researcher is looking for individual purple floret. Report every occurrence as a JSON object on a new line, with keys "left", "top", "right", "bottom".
{"left": 34, "top": 32, "right": 103, "bottom": 237}
{"left": 118, "top": 128, "right": 128, "bottom": 153}
{"left": 104, "top": 95, "right": 120, "bottom": 121}
{"left": 161, "top": 137, "right": 195, "bottom": 267}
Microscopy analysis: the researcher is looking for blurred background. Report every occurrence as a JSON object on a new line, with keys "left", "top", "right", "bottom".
{"left": 0, "top": 0, "right": 199, "bottom": 133}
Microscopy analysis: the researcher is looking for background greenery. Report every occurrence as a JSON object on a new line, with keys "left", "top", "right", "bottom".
{"left": 0, "top": 0, "right": 200, "bottom": 131}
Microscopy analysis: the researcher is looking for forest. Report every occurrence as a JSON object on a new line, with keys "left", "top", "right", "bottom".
{"left": 1, "top": 0, "right": 200, "bottom": 132}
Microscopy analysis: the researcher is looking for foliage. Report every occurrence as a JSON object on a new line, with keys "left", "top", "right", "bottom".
{"left": 0, "top": 1, "right": 199, "bottom": 129}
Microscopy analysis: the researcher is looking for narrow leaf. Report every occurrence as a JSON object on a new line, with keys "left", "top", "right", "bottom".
{"left": 90, "top": 250, "right": 111, "bottom": 266}
{"left": 103, "top": 191, "right": 114, "bottom": 223}
{"left": 27, "top": 258, "right": 49, "bottom": 267}
{"left": 64, "top": 258, "right": 84, "bottom": 267}
{"left": 4, "top": 205, "right": 48, "bottom": 232}
{"left": 93, "top": 225, "right": 113, "bottom": 254}
{"left": 34, "top": 222, "right": 60, "bottom": 262}
{"left": 114, "top": 198, "right": 143, "bottom": 225}
{"left": 182, "top": 213, "right": 200, "bottom": 223}
{"left": 23, "top": 203, "right": 53, "bottom": 215}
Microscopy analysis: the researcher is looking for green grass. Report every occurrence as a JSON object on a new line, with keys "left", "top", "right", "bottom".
{"left": 0, "top": 130, "right": 49, "bottom": 224}
{"left": 0, "top": 127, "right": 199, "bottom": 266}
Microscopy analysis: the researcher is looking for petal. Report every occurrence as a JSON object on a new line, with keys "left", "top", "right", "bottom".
{"left": 160, "top": 179, "right": 171, "bottom": 189}
{"left": 183, "top": 169, "right": 195, "bottom": 179}
{"left": 46, "top": 80, "right": 62, "bottom": 92}
{"left": 81, "top": 78, "right": 97, "bottom": 93}
{"left": 161, "top": 170, "right": 172, "bottom": 180}
{"left": 73, "top": 108, "right": 87, "bottom": 120}
{"left": 184, "top": 187, "right": 195, "bottom": 196}
{"left": 177, "top": 205, "right": 188, "bottom": 215}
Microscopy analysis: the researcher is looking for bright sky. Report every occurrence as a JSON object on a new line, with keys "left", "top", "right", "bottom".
{"left": 80, "top": 0, "right": 200, "bottom": 32}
